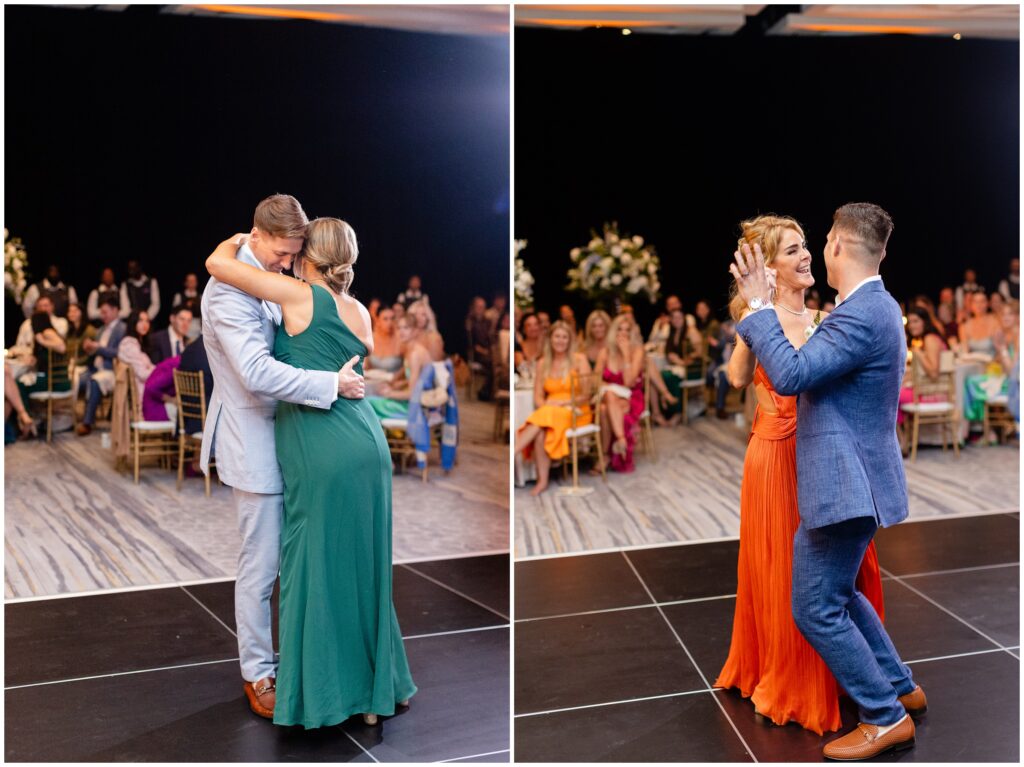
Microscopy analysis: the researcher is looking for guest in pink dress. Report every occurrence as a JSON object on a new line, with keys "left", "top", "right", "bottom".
{"left": 898, "top": 306, "right": 949, "bottom": 426}
{"left": 143, "top": 355, "right": 182, "bottom": 422}
{"left": 593, "top": 313, "right": 646, "bottom": 473}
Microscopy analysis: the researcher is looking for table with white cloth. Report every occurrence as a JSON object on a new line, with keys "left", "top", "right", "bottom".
{"left": 514, "top": 383, "right": 537, "bottom": 487}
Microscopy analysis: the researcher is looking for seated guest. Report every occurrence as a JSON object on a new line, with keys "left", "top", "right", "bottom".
{"left": 514, "top": 321, "right": 592, "bottom": 496}
{"left": 514, "top": 311, "right": 543, "bottom": 372}
{"left": 391, "top": 301, "right": 406, "bottom": 323}
{"left": 938, "top": 286, "right": 955, "bottom": 307}
{"left": 990, "top": 290, "right": 1006, "bottom": 317}
{"left": 367, "top": 305, "right": 403, "bottom": 374}
{"left": 937, "top": 301, "right": 959, "bottom": 349}
{"left": 694, "top": 299, "right": 721, "bottom": 366}
{"left": 150, "top": 305, "right": 193, "bottom": 364}
{"left": 582, "top": 310, "right": 611, "bottom": 370}
{"left": 959, "top": 291, "right": 1002, "bottom": 355}
{"left": 407, "top": 298, "right": 445, "bottom": 361}
{"left": 368, "top": 316, "right": 432, "bottom": 420}
{"left": 396, "top": 274, "right": 426, "bottom": 310}
{"left": 998, "top": 258, "right": 1020, "bottom": 303}
{"left": 713, "top": 319, "right": 738, "bottom": 419}
{"left": 647, "top": 295, "right": 682, "bottom": 352}
{"left": 120, "top": 259, "right": 161, "bottom": 321}
{"left": 16, "top": 310, "right": 69, "bottom": 400}
{"left": 77, "top": 297, "right": 126, "bottom": 435}
{"left": 178, "top": 334, "right": 213, "bottom": 435}
{"left": 485, "top": 294, "right": 507, "bottom": 329}
{"left": 535, "top": 310, "right": 551, "bottom": 336}
{"left": 171, "top": 272, "right": 203, "bottom": 338}
{"left": 22, "top": 264, "right": 78, "bottom": 318}
{"left": 11, "top": 296, "right": 68, "bottom": 356}
{"left": 466, "top": 297, "right": 494, "bottom": 400}
{"left": 897, "top": 307, "right": 949, "bottom": 437}
{"left": 954, "top": 268, "right": 983, "bottom": 318}
{"left": 118, "top": 309, "right": 157, "bottom": 395}
{"left": 594, "top": 313, "right": 646, "bottom": 473}
{"left": 659, "top": 308, "right": 705, "bottom": 423}
{"left": 142, "top": 355, "right": 181, "bottom": 422}
{"left": 999, "top": 301, "right": 1020, "bottom": 423}
{"left": 496, "top": 312, "right": 511, "bottom": 374}
{"left": 65, "top": 302, "right": 98, "bottom": 369}
{"left": 912, "top": 295, "right": 944, "bottom": 337}
{"left": 4, "top": 363, "right": 37, "bottom": 439}
{"left": 558, "top": 304, "right": 577, "bottom": 336}
{"left": 86, "top": 268, "right": 121, "bottom": 323}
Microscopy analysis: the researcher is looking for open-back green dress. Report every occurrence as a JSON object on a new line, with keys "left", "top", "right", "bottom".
{"left": 272, "top": 284, "right": 417, "bottom": 729}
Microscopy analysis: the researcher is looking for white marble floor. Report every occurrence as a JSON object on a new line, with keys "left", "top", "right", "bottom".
{"left": 5, "top": 400, "right": 509, "bottom": 599}
{"left": 514, "top": 418, "right": 1020, "bottom": 558}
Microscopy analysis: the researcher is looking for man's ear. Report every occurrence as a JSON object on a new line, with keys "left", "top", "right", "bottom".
{"left": 249, "top": 227, "right": 260, "bottom": 242}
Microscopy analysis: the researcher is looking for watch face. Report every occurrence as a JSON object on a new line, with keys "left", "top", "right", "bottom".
{"left": 749, "top": 298, "right": 764, "bottom": 311}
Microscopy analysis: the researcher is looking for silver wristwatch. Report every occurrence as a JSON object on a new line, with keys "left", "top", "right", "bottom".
{"left": 747, "top": 297, "right": 768, "bottom": 312}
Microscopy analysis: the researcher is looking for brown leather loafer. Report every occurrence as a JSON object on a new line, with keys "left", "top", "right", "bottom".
{"left": 243, "top": 677, "right": 276, "bottom": 719}
{"left": 823, "top": 715, "right": 915, "bottom": 760}
{"left": 898, "top": 685, "right": 927, "bottom": 716}
{"left": 76, "top": 424, "right": 92, "bottom": 436}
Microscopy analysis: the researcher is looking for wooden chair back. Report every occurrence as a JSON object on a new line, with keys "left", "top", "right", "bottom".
{"left": 911, "top": 349, "right": 955, "bottom": 402}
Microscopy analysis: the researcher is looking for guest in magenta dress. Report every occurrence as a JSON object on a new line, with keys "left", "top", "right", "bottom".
{"left": 593, "top": 313, "right": 646, "bottom": 473}
{"left": 897, "top": 307, "right": 949, "bottom": 427}
{"left": 143, "top": 355, "right": 182, "bottom": 422}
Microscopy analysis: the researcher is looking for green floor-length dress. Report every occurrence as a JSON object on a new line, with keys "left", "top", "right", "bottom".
{"left": 272, "top": 285, "right": 417, "bottom": 729}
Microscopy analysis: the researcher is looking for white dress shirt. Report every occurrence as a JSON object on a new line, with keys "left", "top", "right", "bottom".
{"left": 836, "top": 275, "right": 882, "bottom": 306}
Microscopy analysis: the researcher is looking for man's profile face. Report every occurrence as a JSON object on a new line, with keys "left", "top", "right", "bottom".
{"left": 249, "top": 228, "right": 304, "bottom": 273}
{"left": 99, "top": 303, "right": 118, "bottom": 324}
{"left": 36, "top": 297, "right": 54, "bottom": 315}
{"left": 172, "top": 310, "right": 193, "bottom": 337}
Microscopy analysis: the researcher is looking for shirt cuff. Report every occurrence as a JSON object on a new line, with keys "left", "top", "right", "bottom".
{"left": 330, "top": 372, "right": 340, "bottom": 403}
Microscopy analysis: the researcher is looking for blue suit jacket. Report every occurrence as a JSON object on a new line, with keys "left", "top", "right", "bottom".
{"left": 737, "top": 280, "right": 909, "bottom": 530}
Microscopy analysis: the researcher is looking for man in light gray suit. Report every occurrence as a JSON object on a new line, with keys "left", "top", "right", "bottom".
{"left": 200, "top": 194, "right": 364, "bottom": 719}
{"left": 732, "top": 204, "right": 924, "bottom": 760}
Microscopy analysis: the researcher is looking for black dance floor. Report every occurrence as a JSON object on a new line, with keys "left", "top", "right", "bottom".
{"left": 514, "top": 513, "right": 1019, "bottom": 762}
{"left": 5, "top": 554, "right": 510, "bottom": 763}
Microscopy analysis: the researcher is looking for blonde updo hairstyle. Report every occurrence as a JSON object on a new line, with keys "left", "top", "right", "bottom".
{"left": 728, "top": 214, "right": 805, "bottom": 322}
{"left": 301, "top": 217, "right": 358, "bottom": 295}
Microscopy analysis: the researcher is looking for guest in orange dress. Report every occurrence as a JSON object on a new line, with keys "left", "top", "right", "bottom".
{"left": 714, "top": 215, "right": 886, "bottom": 736}
{"left": 515, "top": 321, "right": 593, "bottom": 496}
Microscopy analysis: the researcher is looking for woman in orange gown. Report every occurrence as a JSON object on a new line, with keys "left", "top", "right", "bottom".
{"left": 514, "top": 320, "right": 593, "bottom": 496}
{"left": 713, "top": 215, "right": 886, "bottom": 736}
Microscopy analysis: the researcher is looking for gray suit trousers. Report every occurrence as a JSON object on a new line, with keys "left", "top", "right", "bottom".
{"left": 233, "top": 487, "right": 282, "bottom": 682}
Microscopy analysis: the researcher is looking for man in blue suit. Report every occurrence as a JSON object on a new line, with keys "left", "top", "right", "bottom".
{"left": 732, "top": 203, "right": 924, "bottom": 760}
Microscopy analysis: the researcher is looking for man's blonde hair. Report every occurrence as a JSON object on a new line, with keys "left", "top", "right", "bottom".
{"left": 253, "top": 194, "right": 309, "bottom": 239}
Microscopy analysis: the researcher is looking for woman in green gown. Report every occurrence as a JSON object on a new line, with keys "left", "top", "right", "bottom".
{"left": 207, "top": 219, "right": 416, "bottom": 729}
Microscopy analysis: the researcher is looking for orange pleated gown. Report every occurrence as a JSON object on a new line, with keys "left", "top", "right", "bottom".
{"left": 519, "top": 374, "right": 592, "bottom": 461}
{"left": 714, "top": 366, "right": 886, "bottom": 736}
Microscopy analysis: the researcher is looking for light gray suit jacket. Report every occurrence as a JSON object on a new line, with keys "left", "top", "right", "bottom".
{"left": 199, "top": 245, "right": 337, "bottom": 494}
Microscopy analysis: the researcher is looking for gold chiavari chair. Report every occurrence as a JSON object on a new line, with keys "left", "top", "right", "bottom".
{"left": 29, "top": 342, "right": 77, "bottom": 443}
{"left": 560, "top": 369, "right": 605, "bottom": 496}
{"left": 173, "top": 369, "right": 214, "bottom": 496}
{"left": 126, "top": 370, "right": 177, "bottom": 483}
{"left": 900, "top": 349, "right": 959, "bottom": 462}
{"left": 638, "top": 368, "right": 656, "bottom": 460}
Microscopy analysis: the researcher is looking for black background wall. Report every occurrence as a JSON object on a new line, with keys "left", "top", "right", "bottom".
{"left": 515, "top": 27, "right": 1018, "bottom": 331}
{"left": 5, "top": 5, "right": 509, "bottom": 347}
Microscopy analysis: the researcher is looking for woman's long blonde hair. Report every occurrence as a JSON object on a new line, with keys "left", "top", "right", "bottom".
{"left": 583, "top": 310, "right": 612, "bottom": 348}
{"left": 605, "top": 313, "right": 642, "bottom": 364}
{"left": 728, "top": 214, "right": 805, "bottom": 321}
{"left": 540, "top": 320, "right": 577, "bottom": 380}
{"left": 301, "top": 217, "right": 358, "bottom": 294}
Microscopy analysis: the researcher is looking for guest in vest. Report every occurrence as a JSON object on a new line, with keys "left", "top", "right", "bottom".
{"left": 395, "top": 274, "right": 426, "bottom": 309}
{"left": 120, "top": 259, "right": 161, "bottom": 321}
{"left": 150, "top": 305, "right": 193, "bottom": 364}
{"left": 178, "top": 334, "right": 213, "bottom": 436}
{"left": 998, "top": 258, "right": 1020, "bottom": 302}
{"left": 172, "top": 272, "right": 203, "bottom": 338}
{"left": 22, "top": 265, "right": 78, "bottom": 318}
{"left": 87, "top": 268, "right": 121, "bottom": 323}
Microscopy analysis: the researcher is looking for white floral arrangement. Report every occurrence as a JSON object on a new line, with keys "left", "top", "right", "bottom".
{"left": 514, "top": 239, "right": 534, "bottom": 310}
{"left": 4, "top": 229, "right": 29, "bottom": 302}
{"left": 566, "top": 222, "right": 661, "bottom": 304}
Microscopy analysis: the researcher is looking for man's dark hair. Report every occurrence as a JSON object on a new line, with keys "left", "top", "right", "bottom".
{"left": 98, "top": 296, "right": 119, "bottom": 311}
{"left": 833, "top": 203, "right": 893, "bottom": 259}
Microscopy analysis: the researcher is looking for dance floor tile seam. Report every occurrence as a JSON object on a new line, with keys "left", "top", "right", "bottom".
{"left": 514, "top": 517, "right": 1019, "bottom": 762}
{"left": 401, "top": 563, "right": 510, "bottom": 621}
